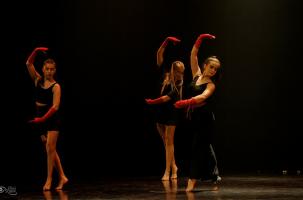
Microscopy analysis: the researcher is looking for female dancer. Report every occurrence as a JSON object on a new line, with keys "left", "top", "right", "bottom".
{"left": 175, "top": 34, "right": 222, "bottom": 191}
{"left": 27, "top": 47, "right": 68, "bottom": 190}
{"left": 146, "top": 36, "right": 185, "bottom": 180}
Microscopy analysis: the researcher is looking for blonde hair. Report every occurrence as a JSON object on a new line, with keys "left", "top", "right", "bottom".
{"left": 161, "top": 61, "right": 185, "bottom": 99}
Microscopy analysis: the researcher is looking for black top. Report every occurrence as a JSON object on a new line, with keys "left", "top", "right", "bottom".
{"left": 35, "top": 80, "right": 57, "bottom": 105}
{"left": 189, "top": 75, "right": 214, "bottom": 113}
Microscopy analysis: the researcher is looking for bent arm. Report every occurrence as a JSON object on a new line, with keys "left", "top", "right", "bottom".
{"left": 190, "top": 45, "right": 201, "bottom": 79}
{"left": 26, "top": 47, "right": 48, "bottom": 83}
{"left": 192, "top": 82, "right": 215, "bottom": 104}
{"left": 29, "top": 83, "right": 61, "bottom": 123}
{"left": 52, "top": 83, "right": 61, "bottom": 111}
{"left": 190, "top": 34, "right": 215, "bottom": 79}
{"left": 156, "top": 36, "right": 181, "bottom": 67}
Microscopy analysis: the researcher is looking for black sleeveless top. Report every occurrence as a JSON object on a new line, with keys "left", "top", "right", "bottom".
{"left": 189, "top": 75, "right": 214, "bottom": 110}
{"left": 35, "top": 80, "right": 57, "bottom": 106}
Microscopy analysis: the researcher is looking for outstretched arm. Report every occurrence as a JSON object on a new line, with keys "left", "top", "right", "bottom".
{"left": 145, "top": 95, "right": 171, "bottom": 105}
{"left": 174, "top": 82, "right": 215, "bottom": 108}
{"left": 157, "top": 36, "right": 181, "bottom": 67}
{"left": 30, "top": 83, "right": 61, "bottom": 123}
{"left": 190, "top": 34, "right": 215, "bottom": 78}
{"left": 26, "top": 47, "right": 48, "bottom": 83}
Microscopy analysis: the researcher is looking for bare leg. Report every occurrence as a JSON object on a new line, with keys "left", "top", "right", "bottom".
{"left": 41, "top": 134, "right": 68, "bottom": 190}
{"left": 157, "top": 124, "right": 170, "bottom": 181}
{"left": 156, "top": 123, "right": 166, "bottom": 148}
{"left": 43, "top": 131, "right": 58, "bottom": 190}
{"left": 167, "top": 126, "right": 178, "bottom": 179}
{"left": 165, "top": 126, "right": 178, "bottom": 180}
{"left": 54, "top": 151, "right": 68, "bottom": 190}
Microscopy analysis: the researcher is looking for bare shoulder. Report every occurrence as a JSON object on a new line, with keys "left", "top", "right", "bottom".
{"left": 207, "top": 82, "right": 216, "bottom": 90}
{"left": 53, "top": 82, "right": 61, "bottom": 91}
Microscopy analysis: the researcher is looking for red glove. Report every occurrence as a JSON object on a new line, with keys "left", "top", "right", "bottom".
{"left": 145, "top": 97, "right": 164, "bottom": 105}
{"left": 29, "top": 107, "right": 57, "bottom": 123}
{"left": 174, "top": 98, "right": 197, "bottom": 108}
{"left": 194, "top": 34, "right": 215, "bottom": 48}
{"left": 161, "top": 36, "right": 181, "bottom": 47}
{"left": 27, "top": 47, "right": 49, "bottom": 64}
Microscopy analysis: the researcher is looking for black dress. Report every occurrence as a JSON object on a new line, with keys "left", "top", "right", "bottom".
{"left": 155, "top": 82, "right": 182, "bottom": 126}
{"left": 187, "top": 75, "right": 219, "bottom": 181}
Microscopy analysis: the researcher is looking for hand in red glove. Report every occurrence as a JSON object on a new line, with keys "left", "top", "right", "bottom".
{"left": 34, "top": 47, "right": 49, "bottom": 52}
{"left": 161, "top": 36, "right": 181, "bottom": 47}
{"left": 166, "top": 36, "right": 181, "bottom": 45}
{"left": 29, "top": 117, "right": 45, "bottom": 124}
{"left": 29, "top": 107, "right": 57, "bottom": 124}
{"left": 194, "top": 34, "right": 215, "bottom": 48}
{"left": 145, "top": 97, "right": 164, "bottom": 105}
{"left": 174, "top": 98, "right": 197, "bottom": 108}
{"left": 27, "top": 47, "right": 49, "bottom": 64}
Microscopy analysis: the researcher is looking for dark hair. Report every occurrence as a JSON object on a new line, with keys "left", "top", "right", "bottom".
{"left": 43, "top": 58, "right": 56, "bottom": 67}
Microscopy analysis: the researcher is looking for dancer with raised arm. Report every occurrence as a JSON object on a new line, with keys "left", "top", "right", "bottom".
{"left": 146, "top": 36, "right": 185, "bottom": 181}
{"left": 26, "top": 47, "right": 68, "bottom": 190}
{"left": 175, "top": 34, "right": 222, "bottom": 191}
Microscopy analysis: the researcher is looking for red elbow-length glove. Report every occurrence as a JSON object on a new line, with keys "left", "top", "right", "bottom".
{"left": 29, "top": 107, "right": 57, "bottom": 124}
{"left": 194, "top": 34, "right": 216, "bottom": 48}
{"left": 174, "top": 98, "right": 197, "bottom": 108}
{"left": 161, "top": 36, "right": 181, "bottom": 48}
{"left": 145, "top": 97, "right": 165, "bottom": 105}
{"left": 27, "top": 47, "right": 49, "bottom": 64}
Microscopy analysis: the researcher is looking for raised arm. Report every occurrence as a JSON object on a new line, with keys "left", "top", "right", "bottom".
{"left": 190, "top": 34, "right": 215, "bottom": 78}
{"left": 26, "top": 47, "right": 48, "bottom": 83}
{"left": 156, "top": 36, "right": 181, "bottom": 67}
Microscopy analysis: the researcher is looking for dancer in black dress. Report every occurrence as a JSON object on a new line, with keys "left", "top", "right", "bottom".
{"left": 174, "top": 34, "right": 222, "bottom": 191}
{"left": 145, "top": 36, "right": 185, "bottom": 180}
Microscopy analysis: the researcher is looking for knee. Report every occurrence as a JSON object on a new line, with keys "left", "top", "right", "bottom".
{"left": 46, "top": 143, "right": 56, "bottom": 153}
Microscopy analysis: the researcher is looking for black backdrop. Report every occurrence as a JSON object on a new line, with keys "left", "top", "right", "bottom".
{"left": 1, "top": 0, "right": 303, "bottom": 185}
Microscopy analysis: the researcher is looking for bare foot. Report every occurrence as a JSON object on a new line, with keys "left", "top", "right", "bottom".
{"left": 161, "top": 173, "right": 170, "bottom": 181}
{"left": 43, "top": 180, "right": 52, "bottom": 191}
{"left": 185, "top": 179, "right": 196, "bottom": 192}
{"left": 55, "top": 176, "right": 68, "bottom": 190}
{"left": 171, "top": 166, "right": 178, "bottom": 179}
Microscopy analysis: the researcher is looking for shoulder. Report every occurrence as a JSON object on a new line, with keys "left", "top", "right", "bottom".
{"left": 206, "top": 82, "right": 216, "bottom": 90}
{"left": 52, "top": 82, "right": 61, "bottom": 92}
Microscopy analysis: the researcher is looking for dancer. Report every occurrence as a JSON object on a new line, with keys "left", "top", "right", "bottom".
{"left": 174, "top": 34, "right": 222, "bottom": 191}
{"left": 145, "top": 36, "right": 185, "bottom": 180}
{"left": 26, "top": 47, "right": 68, "bottom": 190}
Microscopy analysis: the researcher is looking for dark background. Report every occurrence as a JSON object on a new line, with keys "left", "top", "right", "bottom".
{"left": 1, "top": 0, "right": 303, "bottom": 186}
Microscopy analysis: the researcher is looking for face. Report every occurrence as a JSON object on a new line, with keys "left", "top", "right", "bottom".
{"left": 43, "top": 63, "right": 56, "bottom": 80}
{"left": 203, "top": 60, "right": 220, "bottom": 78}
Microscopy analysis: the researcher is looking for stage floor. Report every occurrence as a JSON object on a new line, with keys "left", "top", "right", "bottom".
{"left": 6, "top": 174, "right": 303, "bottom": 200}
